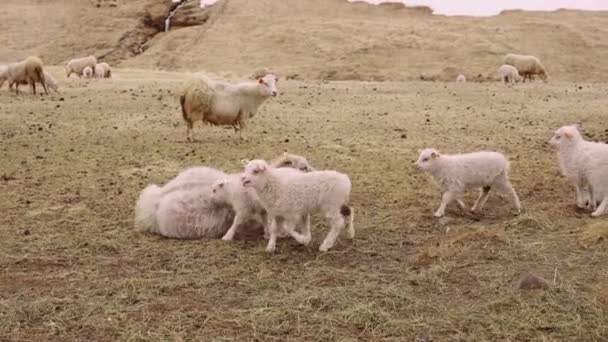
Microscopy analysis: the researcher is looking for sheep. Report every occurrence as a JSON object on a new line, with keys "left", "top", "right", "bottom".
{"left": 549, "top": 124, "right": 608, "bottom": 215}
{"left": 178, "top": 73, "right": 278, "bottom": 141}
{"left": 456, "top": 74, "right": 466, "bottom": 83}
{"left": 94, "top": 62, "right": 111, "bottom": 78}
{"left": 498, "top": 64, "right": 522, "bottom": 84}
{"left": 0, "top": 65, "right": 7, "bottom": 88}
{"left": 415, "top": 148, "right": 521, "bottom": 217}
{"left": 240, "top": 159, "right": 354, "bottom": 253}
{"left": 5, "top": 57, "right": 48, "bottom": 95}
{"left": 503, "top": 53, "right": 548, "bottom": 82}
{"left": 82, "top": 66, "right": 93, "bottom": 78}
{"left": 66, "top": 55, "right": 97, "bottom": 78}
{"left": 9, "top": 71, "right": 59, "bottom": 94}
{"left": 133, "top": 152, "right": 315, "bottom": 239}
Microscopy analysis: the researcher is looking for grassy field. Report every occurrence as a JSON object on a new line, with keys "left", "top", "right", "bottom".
{"left": 1, "top": 68, "right": 607, "bottom": 341}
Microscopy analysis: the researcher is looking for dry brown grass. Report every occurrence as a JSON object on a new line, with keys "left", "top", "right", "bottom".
{"left": 0, "top": 68, "right": 607, "bottom": 340}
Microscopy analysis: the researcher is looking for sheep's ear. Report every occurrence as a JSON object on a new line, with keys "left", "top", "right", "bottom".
{"left": 258, "top": 164, "right": 267, "bottom": 172}
{"left": 240, "top": 159, "right": 250, "bottom": 166}
{"left": 564, "top": 132, "right": 572, "bottom": 139}
{"left": 431, "top": 152, "right": 439, "bottom": 158}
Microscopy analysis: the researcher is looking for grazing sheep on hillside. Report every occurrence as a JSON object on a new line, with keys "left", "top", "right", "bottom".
{"left": 241, "top": 159, "right": 354, "bottom": 253}
{"left": 0, "top": 65, "right": 7, "bottom": 88}
{"left": 66, "top": 55, "right": 97, "bottom": 78}
{"left": 498, "top": 64, "right": 522, "bottom": 84}
{"left": 134, "top": 153, "right": 315, "bottom": 239}
{"left": 416, "top": 148, "right": 521, "bottom": 217}
{"left": 549, "top": 124, "right": 608, "bottom": 215}
{"left": 178, "top": 73, "right": 278, "bottom": 141}
{"left": 82, "top": 66, "right": 93, "bottom": 78}
{"left": 5, "top": 57, "right": 48, "bottom": 95}
{"left": 504, "top": 53, "right": 548, "bottom": 82}
{"left": 456, "top": 74, "right": 466, "bottom": 83}
{"left": 94, "top": 62, "right": 111, "bottom": 78}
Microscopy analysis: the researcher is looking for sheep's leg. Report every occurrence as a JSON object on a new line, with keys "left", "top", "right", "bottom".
{"left": 591, "top": 198, "right": 607, "bottom": 217}
{"left": 301, "top": 215, "right": 312, "bottom": 242}
{"left": 434, "top": 191, "right": 456, "bottom": 217}
{"left": 344, "top": 208, "right": 355, "bottom": 239}
{"left": 493, "top": 177, "right": 521, "bottom": 214}
{"left": 221, "top": 213, "right": 246, "bottom": 241}
{"left": 587, "top": 186, "right": 596, "bottom": 211}
{"left": 471, "top": 186, "right": 491, "bottom": 213}
{"left": 41, "top": 81, "right": 48, "bottom": 95}
{"left": 265, "top": 217, "right": 279, "bottom": 253}
{"left": 575, "top": 183, "right": 587, "bottom": 209}
{"left": 185, "top": 121, "right": 193, "bottom": 142}
{"left": 319, "top": 211, "right": 345, "bottom": 252}
{"left": 281, "top": 218, "right": 311, "bottom": 245}
{"left": 30, "top": 81, "right": 36, "bottom": 95}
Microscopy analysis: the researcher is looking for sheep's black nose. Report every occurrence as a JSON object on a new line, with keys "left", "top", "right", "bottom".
{"left": 272, "top": 91, "right": 277, "bottom": 97}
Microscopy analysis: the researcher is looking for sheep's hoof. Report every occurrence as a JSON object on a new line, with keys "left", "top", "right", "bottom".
{"left": 319, "top": 242, "right": 333, "bottom": 252}
{"left": 433, "top": 212, "right": 444, "bottom": 218}
{"left": 221, "top": 235, "right": 233, "bottom": 241}
{"left": 265, "top": 244, "right": 276, "bottom": 253}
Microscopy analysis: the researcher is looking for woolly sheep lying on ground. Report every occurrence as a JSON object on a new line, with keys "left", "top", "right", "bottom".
{"left": 456, "top": 74, "right": 466, "bottom": 83}
{"left": 82, "top": 66, "right": 93, "bottom": 78}
{"left": 241, "top": 159, "right": 354, "bottom": 253}
{"left": 133, "top": 153, "right": 315, "bottom": 239}
{"left": 504, "top": 53, "right": 548, "bottom": 82}
{"left": 4, "top": 57, "right": 48, "bottom": 95}
{"left": 66, "top": 55, "right": 97, "bottom": 78}
{"left": 549, "top": 125, "right": 608, "bottom": 216}
{"left": 178, "top": 73, "right": 278, "bottom": 141}
{"left": 94, "top": 62, "right": 111, "bottom": 78}
{"left": 9, "top": 71, "right": 59, "bottom": 94}
{"left": 416, "top": 148, "right": 521, "bottom": 217}
{"left": 498, "top": 64, "right": 522, "bottom": 84}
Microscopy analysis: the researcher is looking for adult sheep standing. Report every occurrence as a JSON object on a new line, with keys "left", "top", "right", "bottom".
{"left": 66, "top": 55, "right": 97, "bottom": 78}
{"left": 9, "top": 71, "right": 59, "bottom": 94}
{"left": 503, "top": 53, "right": 548, "bottom": 82}
{"left": 178, "top": 73, "right": 278, "bottom": 141}
{"left": 5, "top": 56, "right": 48, "bottom": 95}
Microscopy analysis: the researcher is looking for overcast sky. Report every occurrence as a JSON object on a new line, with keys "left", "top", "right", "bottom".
{"left": 349, "top": 0, "right": 608, "bottom": 16}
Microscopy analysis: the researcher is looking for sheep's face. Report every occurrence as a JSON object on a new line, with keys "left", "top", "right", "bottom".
{"left": 275, "top": 152, "right": 315, "bottom": 172}
{"left": 241, "top": 159, "right": 269, "bottom": 188}
{"left": 257, "top": 74, "right": 278, "bottom": 97}
{"left": 210, "top": 179, "right": 229, "bottom": 203}
{"left": 539, "top": 71, "right": 548, "bottom": 82}
{"left": 549, "top": 125, "right": 581, "bottom": 148}
{"left": 415, "top": 148, "right": 440, "bottom": 172}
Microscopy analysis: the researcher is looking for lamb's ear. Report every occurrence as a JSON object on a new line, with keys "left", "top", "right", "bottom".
{"left": 431, "top": 152, "right": 439, "bottom": 158}
{"left": 564, "top": 132, "right": 572, "bottom": 139}
{"left": 240, "top": 159, "right": 250, "bottom": 166}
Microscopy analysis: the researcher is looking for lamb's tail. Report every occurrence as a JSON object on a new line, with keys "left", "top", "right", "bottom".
{"left": 341, "top": 205, "right": 355, "bottom": 239}
{"left": 134, "top": 184, "right": 162, "bottom": 233}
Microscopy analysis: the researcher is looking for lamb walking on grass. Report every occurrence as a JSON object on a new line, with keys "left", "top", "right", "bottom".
{"left": 416, "top": 148, "right": 521, "bottom": 217}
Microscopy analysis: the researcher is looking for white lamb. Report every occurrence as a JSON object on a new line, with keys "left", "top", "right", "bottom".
{"left": 549, "top": 125, "right": 608, "bottom": 216}
{"left": 134, "top": 153, "right": 315, "bottom": 239}
{"left": 94, "top": 62, "right": 111, "bottom": 78}
{"left": 241, "top": 159, "right": 355, "bottom": 253}
{"left": 498, "top": 64, "right": 522, "bottom": 84}
{"left": 66, "top": 55, "right": 97, "bottom": 78}
{"left": 415, "top": 148, "right": 521, "bottom": 217}
{"left": 456, "top": 74, "right": 466, "bottom": 83}
{"left": 503, "top": 53, "right": 548, "bottom": 82}
{"left": 179, "top": 73, "right": 278, "bottom": 141}
{"left": 82, "top": 66, "right": 93, "bottom": 78}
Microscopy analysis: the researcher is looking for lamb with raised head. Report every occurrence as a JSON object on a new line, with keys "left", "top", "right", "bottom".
{"left": 240, "top": 159, "right": 354, "bottom": 253}
{"left": 498, "top": 64, "right": 522, "bottom": 84}
{"left": 456, "top": 74, "right": 466, "bottom": 83}
{"left": 5, "top": 57, "right": 48, "bottom": 95}
{"left": 415, "top": 148, "right": 521, "bottom": 217}
{"left": 134, "top": 152, "right": 315, "bottom": 239}
{"left": 94, "top": 62, "right": 111, "bottom": 78}
{"left": 549, "top": 124, "right": 608, "bottom": 216}
{"left": 178, "top": 73, "right": 278, "bottom": 141}
{"left": 504, "top": 53, "right": 548, "bottom": 82}
{"left": 66, "top": 55, "right": 97, "bottom": 78}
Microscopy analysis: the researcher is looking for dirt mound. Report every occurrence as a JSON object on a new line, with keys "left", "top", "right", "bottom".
{"left": 2, "top": 0, "right": 608, "bottom": 81}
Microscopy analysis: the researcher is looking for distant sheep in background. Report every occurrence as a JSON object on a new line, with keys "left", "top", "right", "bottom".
{"left": 178, "top": 73, "right": 278, "bottom": 141}
{"left": 82, "top": 66, "right": 93, "bottom": 78}
{"left": 416, "top": 148, "right": 521, "bottom": 217}
{"left": 456, "top": 74, "right": 466, "bottom": 83}
{"left": 94, "top": 62, "right": 111, "bottom": 78}
{"left": 504, "top": 53, "right": 548, "bottom": 82}
{"left": 66, "top": 55, "right": 97, "bottom": 78}
{"left": 498, "top": 64, "right": 522, "bottom": 84}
